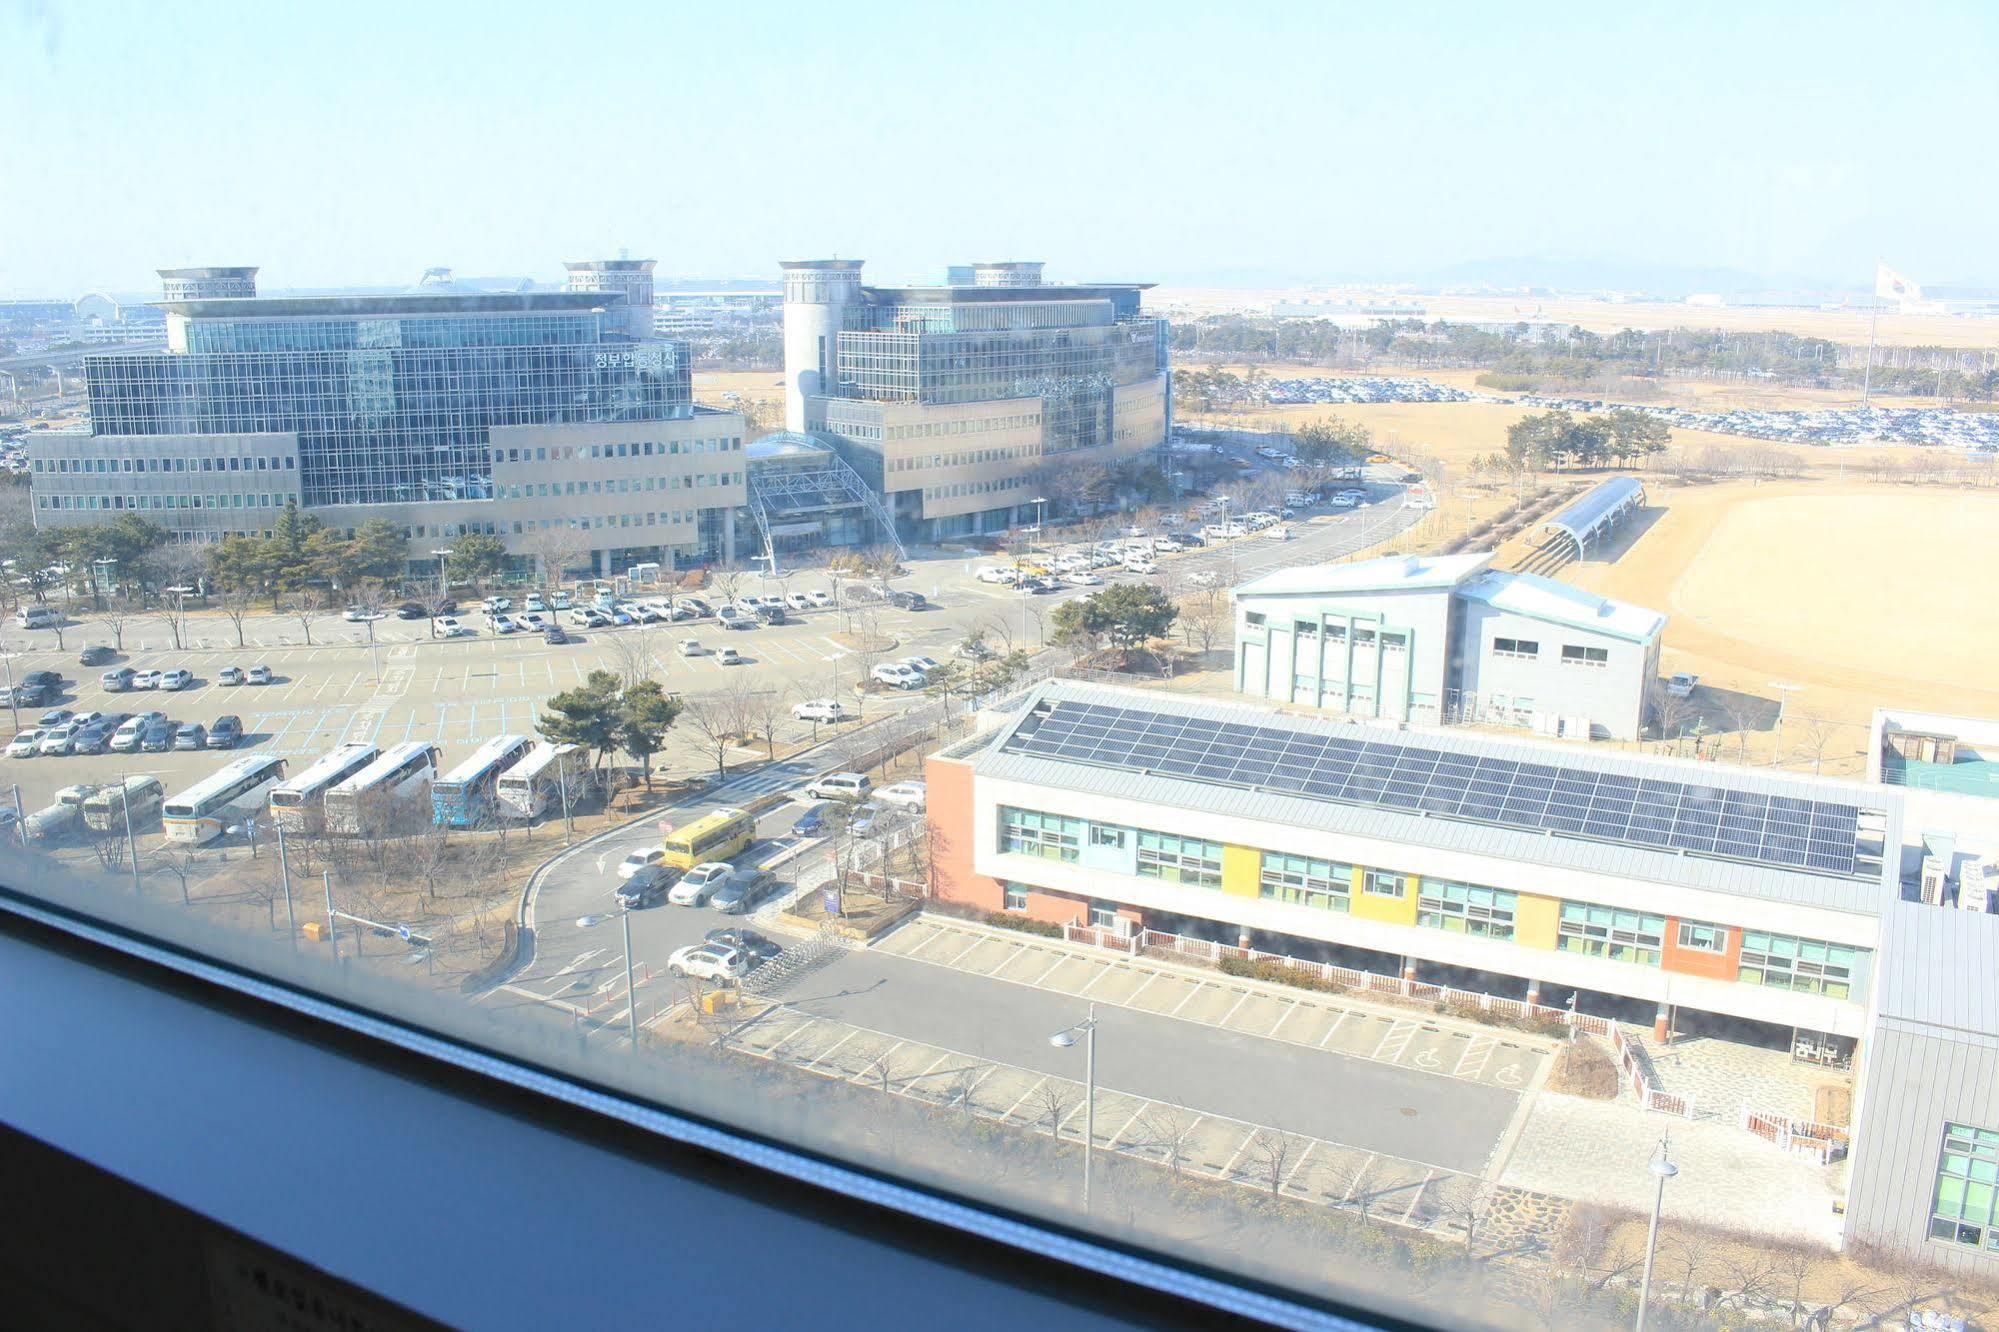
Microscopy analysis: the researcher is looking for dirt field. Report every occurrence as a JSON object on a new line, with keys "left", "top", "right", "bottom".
{"left": 1558, "top": 480, "right": 1999, "bottom": 761}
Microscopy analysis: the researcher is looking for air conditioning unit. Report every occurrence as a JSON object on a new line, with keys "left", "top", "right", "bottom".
{"left": 1920, "top": 856, "right": 1950, "bottom": 906}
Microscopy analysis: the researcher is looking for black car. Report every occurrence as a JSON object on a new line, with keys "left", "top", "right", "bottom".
{"left": 883, "top": 588, "right": 927, "bottom": 611}
{"left": 394, "top": 601, "right": 427, "bottom": 620}
{"left": 434, "top": 597, "right": 457, "bottom": 615}
{"left": 614, "top": 864, "right": 677, "bottom": 909}
{"left": 21, "top": 670, "right": 63, "bottom": 692}
{"left": 71, "top": 721, "right": 118, "bottom": 754}
{"left": 704, "top": 927, "right": 782, "bottom": 968}
{"left": 752, "top": 602, "right": 787, "bottom": 624}
{"left": 208, "top": 715, "right": 243, "bottom": 749}
{"left": 3, "top": 682, "right": 49, "bottom": 707}
{"left": 542, "top": 625, "right": 567, "bottom": 646}
{"left": 79, "top": 645, "right": 113, "bottom": 666}
{"left": 139, "top": 718, "right": 175, "bottom": 752}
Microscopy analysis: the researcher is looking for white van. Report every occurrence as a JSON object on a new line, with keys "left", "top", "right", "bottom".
{"left": 14, "top": 606, "right": 58, "bottom": 630}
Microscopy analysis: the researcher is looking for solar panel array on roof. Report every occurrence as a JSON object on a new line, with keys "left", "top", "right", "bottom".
{"left": 1001, "top": 700, "right": 1871, "bottom": 878}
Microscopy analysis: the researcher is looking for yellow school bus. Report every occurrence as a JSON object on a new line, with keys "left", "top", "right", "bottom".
{"left": 662, "top": 807, "right": 755, "bottom": 870}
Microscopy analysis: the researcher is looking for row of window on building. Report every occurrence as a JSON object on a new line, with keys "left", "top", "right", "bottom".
{"left": 38, "top": 492, "right": 292, "bottom": 512}
{"left": 495, "top": 437, "right": 741, "bottom": 464}
{"left": 887, "top": 444, "right": 1039, "bottom": 474}
{"left": 997, "top": 807, "right": 1863, "bottom": 998}
{"left": 922, "top": 475, "right": 1034, "bottom": 502}
{"left": 494, "top": 472, "right": 739, "bottom": 501}
{"left": 882, "top": 414, "right": 1040, "bottom": 442}
{"left": 36, "top": 454, "right": 295, "bottom": 474}
{"left": 1494, "top": 636, "right": 1611, "bottom": 667}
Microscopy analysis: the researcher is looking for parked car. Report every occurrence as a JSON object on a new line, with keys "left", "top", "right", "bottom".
{"left": 975, "top": 565, "right": 1019, "bottom": 585}
{"left": 247, "top": 665, "right": 273, "bottom": 685}
{"left": 667, "top": 943, "right": 746, "bottom": 983}
{"left": 79, "top": 645, "right": 113, "bottom": 666}
{"left": 394, "top": 601, "right": 428, "bottom": 620}
{"left": 342, "top": 606, "right": 386, "bottom": 623}
{"left": 1666, "top": 672, "right": 1699, "bottom": 699}
{"left": 883, "top": 588, "right": 927, "bottom": 611}
{"left": 792, "top": 698, "right": 850, "bottom": 724}
{"left": 616, "top": 846, "right": 665, "bottom": 880}
{"left": 875, "top": 781, "right": 927, "bottom": 811}
{"left": 37, "top": 724, "right": 81, "bottom": 756}
{"left": 546, "top": 593, "right": 568, "bottom": 612}
{"left": 669, "top": 861, "right": 736, "bottom": 907}
{"left": 0, "top": 683, "right": 49, "bottom": 708}
{"left": 161, "top": 668, "right": 194, "bottom": 691}
{"left": 130, "top": 669, "right": 164, "bottom": 690}
{"left": 704, "top": 927, "right": 781, "bottom": 968}
{"left": 108, "top": 719, "right": 146, "bottom": 753}
{"left": 72, "top": 720, "right": 119, "bottom": 754}
{"left": 752, "top": 602, "right": 788, "bottom": 624}
{"left": 716, "top": 605, "right": 754, "bottom": 630}
{"left": 575, "top": 608, "right": 608, "bottom": 627}
{"left": 21, "top": 671, "right": 63, "bottom": 693}
{"left": 217, "top": 666, "right": 245, "bottom": 686}
{"left": 901, "top": 656, "right": 943, "bottom": 675}
{"left": 101, "top": 667, "right": 137, "bottom": 692}
{"left": 434, "top": 617, "right": 469, "bottom": 637}
{"left": 523, "top": 594, "right": 547, "bottom": 613}
{"left": 1063, "top": 571, "right": 1103, "bottom": 587}
{"left": 614, "top": 864, "right": 676, "bottom": 910}
{"left": 489, "top": 615, "right": 517, "bottom": 635}
{"left": 803, "top": 590, "right": 833, "bottom": 608}
{"left": 805, "top": 771, "right": 872, "bottom": 802}
{"left": 208, "top": 715, "right": 243, "bottom": 749}
{"left": 710, "top": 869, "right": 775, "bottom": 915}
{"left": 172, "top": 722, "right": 207, "bottom": 751}
{"left": 784, "top": 592, "right": 814, "bottom": 611}
{"left": 36, "top": 708, "right": 73, "bottom": 729}
{"left": 139, "top": 718, "right": 175, "bottom": 752}
{"left": 716, "top": 646, "right": 746, "bottom": 666}
{"left": 849, "top": 802, "right": 897, "bottom": 837}
{"left": 481, "top": 595, "right": 512, "bottom": 613}
{"left": 955, "top": 638, "right": 995, "bottom": 661}
{"left": 790, "top": 802, "right": 831, "bottom": 836}
{"left": 871, "top": 662, "right": 924, "bottom": 689}
{"left": 6, "top": 729, "right": 44, "bottom": 758}
{"left": 1123, "top": 557, "right": 1158, "bottom": 574}
{"left": 677, "top": 638, "right": 707, "bottom": 657}
{"left": 541, "top": 625, "right": 567, "bottom": 645}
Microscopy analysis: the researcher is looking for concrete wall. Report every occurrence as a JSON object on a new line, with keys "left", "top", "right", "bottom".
{"left": 1234, "top": 584, "right": 1456, "bottom": 722}
{"left": 30, "top": 431, "right": 304, "bottom": 536}
{"left": 1454, "top": 600, "right": 1654, "bottom": 740}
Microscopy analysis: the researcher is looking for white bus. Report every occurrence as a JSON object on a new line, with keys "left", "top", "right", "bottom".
{"left": 495, "top": 742, "right": 584, "bottom": 821}
{"left": 324, "top": 741, "right": 441, "bottom": 837}
{"left": 432, "top": 735, "right": 534, "bottom": 828}
{"left": 268, "top": 742, "right": 379, "bottom": 835}
{"left": 163, "top": 755, "right": 289, "bottom": 845}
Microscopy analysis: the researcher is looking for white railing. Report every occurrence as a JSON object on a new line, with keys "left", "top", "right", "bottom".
{"left": 1740, "top": 1105, "right": 1849, "bottom": 1164}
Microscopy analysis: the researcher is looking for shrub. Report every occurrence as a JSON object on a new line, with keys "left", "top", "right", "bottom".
{"left": 1547, "top": 1034, "right": 1620, "bottom": 1099}
{"left": 1219, "top": 954, "right": 1347, "bottom": 994}
{"left": 982, "top": 911, "right": 1062, "bottom": 938}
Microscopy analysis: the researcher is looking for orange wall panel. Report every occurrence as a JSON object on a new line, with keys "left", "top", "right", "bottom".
{"left": 1661, "top": 917, "right": 1740, "bottom": 982}
{"left": 924, "top": 756, "right": 1005, "bottom": 913}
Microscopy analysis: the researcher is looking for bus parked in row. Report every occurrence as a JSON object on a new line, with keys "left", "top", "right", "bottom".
{"left": 268, "top": 742, "right": 379, "bottom": 835}
{"left": 81, "top": 775, "right": 165, "bottom": 833}
{"left": 164, "top": 755, "right": 289, "bottom": 845}
{"left": 432, "top": 735, "right": 533, "bottom": 828}
{"left": 495, "top": 742, "right": 585, "bottom": 821}
{"left": 325, "top": 742, "right": 440, "bottom": 837}
{"left": 661, "top": 807, "right": 754, "bottom": 871}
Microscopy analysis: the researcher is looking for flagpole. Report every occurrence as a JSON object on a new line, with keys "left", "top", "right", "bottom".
{"left": 1862, "top": 305, "right": 1878, "bottom": 406}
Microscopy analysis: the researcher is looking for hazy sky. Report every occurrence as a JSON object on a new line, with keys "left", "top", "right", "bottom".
{"left": 4, "top": 0, "right": 1995, "bottom": 296}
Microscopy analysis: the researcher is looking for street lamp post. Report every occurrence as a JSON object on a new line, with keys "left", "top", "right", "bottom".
{"left": 276, "top": 821, "right": 297, "bottom": 945}
{"left": 1634, "top": 1134, "right": 1679, "bottom": 1332}
{"left": 1769, "top": 681, "right": 1802, "bottom": 768}
{"left": 1048, "top": 1003, "right": 1099, "bottom": 1213}
{"left": 621, "top": 907, "right": 639, "bottom": 1046}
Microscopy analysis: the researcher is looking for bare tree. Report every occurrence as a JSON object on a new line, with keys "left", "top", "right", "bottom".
{"left": 709, "top": 567, "right": 745, "bottom": 611}
{"left": 524, "top": 525, "right": 589, "bottom": 589}
{"left": 1134, "top": 1105, "right": 1201, "bottom": 1180}
{"left": 1649, "top": 682, "right": 1692, "bottom": 754}
{"left": 1178, "top": 587, "right": 1232, "bottom": 659}
{"left": 218, "top": 585, "right": 258, "bottom": 649}
{"left": 1243, "top": 1129, "right": 1305, "bottom": 1199}
{"left": 98, "top": 592, "right": 142, "bottom": 652}
{"left": 861, "top": 1043, "right": 905, "bottom": 1098}
{"left": 89, "top": 826, "right": 131, "bottom": 875}
{"left": 1032, "top": 1078, "right": 1076, "bottom": 1144}
{"left": 681, "top": 690, "right": 751, "bottom": 783}
{"left": 738, "top": 685, "right": 796, "bottom": 761}
{"left": 398, "top": 825, "right": 456, "bottom": 907}
{"left": 287, "top": 588, "right": 325, "bottom": 646}
{"left": 150, "top": 590, "right": 189, "bottom": 651}
{"left": 600, "top": 624, "right": 660, "bottom": 688}
{"left": 146, "top": 847, "right": 201, "bottom": 906}
{"left": 1775, "top": 1247, "right": 1821, "bottom": 1328}
{"left": 1435, "top": 1176, "right": 1495, "bottom": 1259}
{"left": 1793, "top": 713, "right": 1843, "bottom": 776}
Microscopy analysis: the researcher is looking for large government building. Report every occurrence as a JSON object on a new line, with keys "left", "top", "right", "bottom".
{"left": 780, "top": 258, "right": 1171, "bottom": 542}
{"left": 30, "top": 264, "right": 748, "bottom": 575}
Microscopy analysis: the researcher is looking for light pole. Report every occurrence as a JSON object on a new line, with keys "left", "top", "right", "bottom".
{"left": 621, "top": 907, "right": 638, "bottom": 1045}
{"left": 1769, "top": 681, "right": 1802, "bottom": 768}
{"left": 1635, "top": 1133, "right": 1678, "bottom": 1332}
{"left": 276, "top": 820, "right": 297, "bottom": 944}
{"left": 1047, "top": 1003, "right": 1099, "bottom": 1213}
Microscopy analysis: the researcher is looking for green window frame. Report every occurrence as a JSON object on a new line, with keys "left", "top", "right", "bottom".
{"left": 1259, "top": 852, "right": 1351, "bottom": 913}
{"left": 1557, "top": 902, "right": 1665, "bottom": 965}
{"left": 999, "top": 806, "right": 1084, "bottom": 863}
{"left": 1363, "top": 869, "right": 1406, "bottom": 898}
{"left": 1135, "top": 829, "right": 1223, "bottom": 888}
{"left": 1737, "top": 930, "right": 1860, "bottom": 1000}
{"left": 1932, "top": 1123, "right": 1999, "bottom": 1250}
{"left": 1417, "top": 878, "right": 1518, "bottom": 939}
{"left": 1676, "top": 920, "right": 1727, "bottom": 953}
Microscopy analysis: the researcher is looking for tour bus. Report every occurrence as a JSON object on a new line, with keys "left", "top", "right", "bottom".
{"left": 267, "top": 741, "right": 379, "bottom": 835}
{"left": 324, "top": 741, "right": 441, "bottom": 837}
{"left": 81, "top": 775, "right": 165, "bottom": 833}
{"left": 660, "top": 807, "right": 755, "bottom": 872}
{"left": 163, "top": 754, "right": 290, "bottom": 845}
{"left": 494, "top": 742, "right": 585, "bottom": 821}
{"left": 431, "top": 735, "right": 534, "bottom": 828}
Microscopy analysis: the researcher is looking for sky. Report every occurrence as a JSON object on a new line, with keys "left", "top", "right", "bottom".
{"left": 3, "top": 0, "right": 1996, "bottom": 297}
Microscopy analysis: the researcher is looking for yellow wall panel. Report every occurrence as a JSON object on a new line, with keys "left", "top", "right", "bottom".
{"left": 1350, "top": 869, "right": 1417, "bottom": 926}
{"left": 1221, "top": 844, "right": 1261, "bottom": 898}
{"left": 1513, "top": 892, "right": 1560, "bottom": 950}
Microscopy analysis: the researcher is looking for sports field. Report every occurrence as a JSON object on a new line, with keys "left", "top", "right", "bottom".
{"left": 1560, "top": 481, "right": 1999, "bottom": 758}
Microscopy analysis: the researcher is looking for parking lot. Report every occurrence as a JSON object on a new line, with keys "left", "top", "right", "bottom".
{"left": 728, "top": 1001, "right": 1477, "bottom": 1228}
{"left": 873, "top": 917, "right": 1547, "bottom": 1092}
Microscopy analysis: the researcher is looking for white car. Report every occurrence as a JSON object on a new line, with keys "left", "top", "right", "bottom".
{"left": 247, "top": 665, "right": 273, "bottom": 685}
{"left": 784, "top": 592, "right": 814, "bottom": 611}
{"left": 434, "top": 617, "right": 469, "bottom": 637}
{"left": 7, "top": 729, "right": 44, "bottom": 757}
{"left": 871, "top": 662, "right": 924, "bottom": 690}
{"left": 793, "top": 698, "right": 851, "bottom": 724}
{"left": 616, "top": 847, "right": 665, "bottom": 880}
{"left": 804, "top": 590, "right": 834, "bottom": 608}
{"left": 1666, "top": 672, "right": 1699, "bottom": 699}
{"left": 678, "top": 639, "right": 708, "bottom": 656}
{"left": 805, "top": 771, "right": 871, "bottom": 802}
{"left": 482, "top": 596, "right": 513, "bottom": 613}
{"left": 716, "top": 646, "right": 746, "bottom": 666}
{"left": 1123, "top": 557, "right": 1158, "bottom": 574}
{"left": 161, "top": 669, "right": 194, "bottom": 690}
{"left": 1328, "top": 494, "right": 1358, "bottom": 509}
{"left": 667, "top": 942, "right": 746, "bottom": 982}
{"left": 1152, "top": 537, "right": 1186, "bottom": 553}
{"left": 1063, "top": 571, "right": 1103, "bottom": 587}
{"left": 37, "top": 723, "right": 81, "bottom": 755}
{"left": 901, "top": 655, "right": 943, "bottom": 675}
{"left": 875, "top": 781, "right": 927, "bottom": 811}
{"left": 670, "top": 861, "right": 735, "bottom": 907}
{"left": 342, "top": 607, "right": 386, "bottom": 623}
{"left": 218, "top": 666, "right": 245, "bottom": 686}
{"left": 975, "top": 565, "right": 1018, "bottom": 585}
{"left": 130, "top": 669, "right": 164, "bottom": 690}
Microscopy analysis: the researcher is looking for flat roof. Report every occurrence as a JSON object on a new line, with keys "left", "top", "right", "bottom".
{"left": 860, "top": 284, "right": 1153, "bottom": 303}
{"left": 964, "top": 681, "right": 1899, "bottom": 912}
{"left": 1875, "top": 899, "right": 1999, "bottom": 1035}
{"left": 154, "top": 292, "right": 622, "bottom": 318}
{"left": 1233, "top": 552, "right": 1494, "bottom": 599}
{"left": 1456, "top": 570, "right": 1665, "bottom": 643}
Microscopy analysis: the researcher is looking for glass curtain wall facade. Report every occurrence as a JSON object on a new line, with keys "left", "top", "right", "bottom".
{"left": 85, "top": 300, "right": 693, "bottom": 507}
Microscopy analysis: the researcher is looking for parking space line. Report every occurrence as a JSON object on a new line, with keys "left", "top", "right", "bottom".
{"left": 1400, "top": 1169, "right": 1436, "bottom": 1224}
{"left": 1372, "top": 1018, "right": 1419, "bottom": 1063}
{"left": 1024, "top": 952, "right": 1070, "bottom": 987}
{"left": 905, "top": 1051, "right": 954, "bottom": 1089}
{"left": 1339, "top": 1154, "right": 1375, "bottom": 1205}
{"left": 1317, "top": 1010, "right": 1351, "bottom": 1046}
{"left": 1280, "top": 1141, "right": 1318, "bottom": 1196}
{"left": 803, "top": 1029, "right": 861, "bottom": 1072}
{"left": 1077, "top": 964, "right": 1120, "bottom": 995}
{"left": 845, "top": 1038, "right": 907, "bottom": 1082}
{"left": 1266, "top": 1000, "right": 1301, "bottom": 1042}
{"left": 1107, "top": 1104, "right": 1147, "bottom": 1151}
{"left": 1169, "top": 981, "right": 1206, "bottom": 1017}
{"left": 1002, "top": 1076, "right": 1050, "bottom": 1122}
{"left": 1217, "top": 989, "right": 1253, "bottom": 1028}
{"left": 1218, "top": 1128, "right": 1261, "bottom": 1179}
{"left": 1453, "top": 1035, "right": 1496, "bottom": 1081}
{"left": 941, "top": 935, "right": 988, "bottom": 969}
